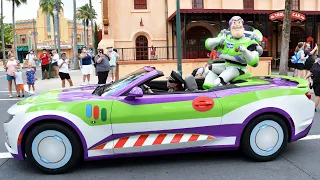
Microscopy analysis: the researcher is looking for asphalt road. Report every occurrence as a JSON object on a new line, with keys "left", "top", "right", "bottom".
{"left": 0, "top": 70, "right": 320, "bottom": 180}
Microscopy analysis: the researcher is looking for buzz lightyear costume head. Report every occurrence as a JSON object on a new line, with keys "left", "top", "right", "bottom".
{"left": 229, "top": 16, "right": 245, "bottom": 39}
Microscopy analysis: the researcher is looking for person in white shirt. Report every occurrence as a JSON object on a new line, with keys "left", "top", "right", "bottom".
{"left": 51, "top": 50, "right": 60, "bottom": 78}
{"left": 25, "top": 50, "right": 37, "bottom": 70}
{"left": 14, "top": 64, "right": 25, "bottom": 98}
{"left": 58, "top": 53, "right": 73, "bottom": 88}
{"left": 107, "top": 47, "right": 120, "bottom": 82}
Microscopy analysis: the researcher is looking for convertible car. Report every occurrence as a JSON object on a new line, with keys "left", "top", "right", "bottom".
{"left": 3, "top": 66, "right": 315, "bottom": 174}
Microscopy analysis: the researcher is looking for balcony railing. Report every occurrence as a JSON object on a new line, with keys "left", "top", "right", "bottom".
{"left": 115, "top": 46, "right": 210, "bottom": 61}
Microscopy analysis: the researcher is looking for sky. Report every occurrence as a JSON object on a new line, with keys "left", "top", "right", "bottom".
{"left": 2, "top": 0, "right": 102, "bottom": 24}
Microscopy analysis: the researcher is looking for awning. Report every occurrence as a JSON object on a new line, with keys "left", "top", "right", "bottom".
{"left": 17, "top": 46, "right": 29, "bottom": 52}
{"left": 167, "top": 9, "right": 320, "bottom": 21}
{"left": 77, "top": 45, "right": 93, "bottom": 49}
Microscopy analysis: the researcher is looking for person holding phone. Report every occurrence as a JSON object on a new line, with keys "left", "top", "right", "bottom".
{"left": 58, "top": 53, "right": 73, "bottom": 88}
{"left": 39, "top": 49, "right": 50, "bottom": 80}
{"left": 94, "top": 49, "right": 110, "bottom": 84}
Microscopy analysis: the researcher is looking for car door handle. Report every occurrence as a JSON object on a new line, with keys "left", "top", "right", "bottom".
{"left": 194, "top": 101, "right": 213, "bottom": 106}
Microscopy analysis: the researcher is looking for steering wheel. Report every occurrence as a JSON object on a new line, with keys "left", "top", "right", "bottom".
{"left": 141, "top": 84, "right": 154, "bottom": 94}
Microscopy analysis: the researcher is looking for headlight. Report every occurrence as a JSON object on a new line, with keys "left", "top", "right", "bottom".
{"left": 4, "top": 115, "right": 14, "bottom": 124}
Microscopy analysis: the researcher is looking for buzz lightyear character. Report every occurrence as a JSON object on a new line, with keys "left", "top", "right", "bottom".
{"left": 203, "top": 16, "right": 263, "bottom": 89}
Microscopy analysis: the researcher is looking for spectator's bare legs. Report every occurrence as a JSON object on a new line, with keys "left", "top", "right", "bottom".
{"left": 67, "top": 79, "right": 73, "bottom": 87}
{"left": 315, "top": 96, "right": 320, "bottom": 109}
{"left": 87, "top": 74, "right": 91, "bottom": 83}
{"left": 7, "top": 80, "right": 13, "bottom": 97}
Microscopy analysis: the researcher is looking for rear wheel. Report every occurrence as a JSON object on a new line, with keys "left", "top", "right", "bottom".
{"left": 241, "top": 114, "right": 289, "bottom": 161}
{"left": 25, "top": 123, "right": 82, "bottom": 174}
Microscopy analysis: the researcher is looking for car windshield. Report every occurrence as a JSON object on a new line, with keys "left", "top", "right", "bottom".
{"left": 97, "top": 68, "right": 148, "bottom": 96}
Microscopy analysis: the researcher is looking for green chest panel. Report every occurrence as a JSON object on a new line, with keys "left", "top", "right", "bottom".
{"left": 217, "top": 34, "right": 257, "bottom": 56}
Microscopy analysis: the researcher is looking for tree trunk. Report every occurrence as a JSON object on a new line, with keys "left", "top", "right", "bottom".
{"left": 86, "top": 20, "right": 89, "bottom": 48}
{"left": 12, "top": 1, "right": 18, "bottom": 60}
{"left": 1, "top": 0, "right": 6, "bottom": 62}
{"left": 72, "top": 0, "right": 79, "bottom": 69}
{"left": 53, "top": 16, "right": 57, "bottom": 50}
{"left": 89, "top": 0, "right": 95, "bottom": 54}
{"left": 279, "top": 0, "right": 293, "bottom": 76}
{"left": 83, "top": 19, "right": 86, "bottom": 47}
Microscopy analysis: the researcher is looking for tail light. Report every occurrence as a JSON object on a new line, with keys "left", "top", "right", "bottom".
{"left": 306, "top": 93, "right": 312, "bottom": 100}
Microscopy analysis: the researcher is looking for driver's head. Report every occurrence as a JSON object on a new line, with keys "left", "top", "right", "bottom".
{"left": 167, "top": 71, "right": 184, "bottom": 91}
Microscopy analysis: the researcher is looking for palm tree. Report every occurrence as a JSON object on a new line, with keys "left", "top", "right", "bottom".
{"left": 7, "top": 0, "right": 27, "bottom": 60}
{"left": 39, "top": 0, "right": 63, "bottom": 50}
{"left": 77, "top": 3, "right": 97, "bottom": 48}
{"left": 72, "top": 0, "right": 79, "bottom": 69}
{"left": 279, "top": 0, "right": 293, "bottom": 75}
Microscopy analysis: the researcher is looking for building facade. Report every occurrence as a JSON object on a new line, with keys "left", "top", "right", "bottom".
{"left": 15, "top": 6, "right": 92, "bottom": 61}
{"left": 99, "top": 0, "right": 320, "bottom": 69}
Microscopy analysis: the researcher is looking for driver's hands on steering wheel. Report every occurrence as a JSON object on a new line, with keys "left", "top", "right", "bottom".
{"left": 142, "top": 84, "right": 154, "bottom": 94}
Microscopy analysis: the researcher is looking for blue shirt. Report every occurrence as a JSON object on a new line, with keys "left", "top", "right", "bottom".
{"left": 81, "top": 54, "right": 92, "bottom": 65}
{"left": 297, "top": 50, "right": 305, "bottom": 64}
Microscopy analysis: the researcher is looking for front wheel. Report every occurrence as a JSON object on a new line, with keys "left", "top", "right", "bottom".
{"left": 25, "top": 123, "right": 82, "bottom": 174}
{"left": 241, "top": 114, "right": 289, "bottom": 161}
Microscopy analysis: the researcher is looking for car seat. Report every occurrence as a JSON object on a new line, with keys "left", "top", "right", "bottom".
{"left": 185, "top": 75, "right": 198, "bottom": 91}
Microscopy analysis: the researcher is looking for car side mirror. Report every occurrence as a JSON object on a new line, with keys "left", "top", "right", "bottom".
{"left": 125, "top": 87, "right": 143, "bottom": 100}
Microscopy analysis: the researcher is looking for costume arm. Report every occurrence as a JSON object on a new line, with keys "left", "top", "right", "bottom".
{"left": 205, "top": 31, "right": 226, "bottom": 51}
{"left": 239, "top": 45, "right": 259, "bottom": 67}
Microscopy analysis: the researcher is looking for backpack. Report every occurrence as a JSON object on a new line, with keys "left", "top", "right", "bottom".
{"left": 291, "top": 52, "right": 301, "bottom": 64}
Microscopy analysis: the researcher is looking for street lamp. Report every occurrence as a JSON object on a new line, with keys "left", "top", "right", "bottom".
{"left": 176, "top": 0, "right": 182, "bottom": 75}
{"left": 53, "top": 1, "right": 61, "bottom": 57}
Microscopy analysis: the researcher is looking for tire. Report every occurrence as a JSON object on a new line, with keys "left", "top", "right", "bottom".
{"left": 25, "top": 123, "right": 82, "bottom": 174}
{"left": 241, "top": 114, "right": 289, "bottom": 161}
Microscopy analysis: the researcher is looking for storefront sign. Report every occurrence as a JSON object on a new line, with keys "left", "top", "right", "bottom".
{"left": 37, "top": 45, "right": 72, "bottom": 50}
{"left": 269, "top": 11, "right": 306, "bottom": 21}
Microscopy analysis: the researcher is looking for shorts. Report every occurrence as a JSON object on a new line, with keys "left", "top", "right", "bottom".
{"left": 294, "top": 63, "right": 305, "bottom": 70}
{"left": 52, "top": 62, "right": 58, "bottom": 66}
{"left": 81, "top": 65, "right": 93, "bottom": 75}
{"left": 42, "top": 64, "right": 49, "bottom": 71}
{"left": 6, "top": 74, "right": 15, "bottom": 81}
{"left": 17, "top": 84, "right": 24, "bottom": 91}
{"left": 313, "top": 84, "right": 320, "bottom": 96}
{"left": 59, "top": 72, "right": 71, "bottom": 80}
{"left": 109, "top": 66, "right": 117, "bottom": 74}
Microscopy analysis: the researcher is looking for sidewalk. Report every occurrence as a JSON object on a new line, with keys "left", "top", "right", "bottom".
{"left": 24, "top": 69, "right": 100, "bottom": 94}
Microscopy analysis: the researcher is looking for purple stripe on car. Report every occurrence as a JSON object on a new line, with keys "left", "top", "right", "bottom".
{"left": 18, "top": 115, "right": 89, "bottom": 160}
{"left": 62, "top": 85, "right": 99, "bottom": 92}
{"left": 88, "top": 107, "right": 295, "bottom": 151}
{"left": 290, "top": 120, "right": 313, "bottom": 142}
{"left": 118, "top": 93, "right": 217, "bottom": 105}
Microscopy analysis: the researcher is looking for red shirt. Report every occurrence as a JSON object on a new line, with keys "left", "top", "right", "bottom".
{"left": 210, "top": 50, "right": 217, "bottom": 60}
{"left": 40, "top": 53, "right": 50, "bottom": 65}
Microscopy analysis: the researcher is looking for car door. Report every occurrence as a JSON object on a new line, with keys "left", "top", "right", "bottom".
{"left": 110, "top": 92, "right": 223, "bottom": 154}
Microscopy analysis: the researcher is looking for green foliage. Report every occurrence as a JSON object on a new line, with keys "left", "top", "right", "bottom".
{"left": 6, "top": 0, "right": 27, "bottom": 7}
{"left": 77, "top": 3, "right": 97, "bottom": 26}
{"left": 0, "top": 23, "right": 13, "bottom": 46}
{"left": 40, "top": 0, "right": 64, "bottom": 17}
{"left": 94, "top": 22, "right": 98, "bottom": 52}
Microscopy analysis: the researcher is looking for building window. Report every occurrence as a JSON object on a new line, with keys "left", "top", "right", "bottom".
{"left": 48, "top": 35, "right": 51, "bottom": 40}
{"left": 192, "top": 0, "right": 203, "bottom": 9}
{"left": 46, "top": 14, "right": 51, "bottom": 32}
{"left": 135, "top": 35, "right": 148, "bottom": 60}
{"left": 20, "top": 35, "right": 26, "bottom": 44}
{"left": 292, "top": 0, "right": 300, "bottom": 10}
{"left": 134, "top": 0, "right": 147, "bottom": 9}
{"left": 243, "top": 0, "right": 254, "bottom": 9}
